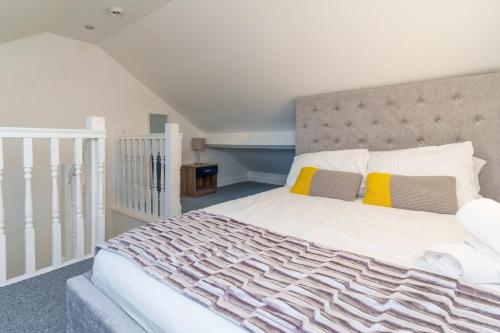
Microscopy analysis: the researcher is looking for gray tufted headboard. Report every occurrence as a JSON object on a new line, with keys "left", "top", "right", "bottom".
{"left": 296, "top": 72, "right": 500, "bottom": 201}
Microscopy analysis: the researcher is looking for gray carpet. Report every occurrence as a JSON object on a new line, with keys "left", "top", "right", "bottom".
{"left": 181, "top": 181, "right": 280, "bottom": 213}
{"left": 0, "top": 258, "right": 93, "bottom": 333}
{"left": 0, "top": 182, "right": 278, "bottom": 333}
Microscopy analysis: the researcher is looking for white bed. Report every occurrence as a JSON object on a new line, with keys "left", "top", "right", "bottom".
{"left": 92, "top": 187, "right": 469, "bottom": 333}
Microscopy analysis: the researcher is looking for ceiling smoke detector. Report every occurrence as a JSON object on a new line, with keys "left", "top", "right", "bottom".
{"left": 108, "top": 6, "right": 125, "bottom": 18}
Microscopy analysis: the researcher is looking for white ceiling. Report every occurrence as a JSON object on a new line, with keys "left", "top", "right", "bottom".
{"left": 0, "top": 0, "right": 169, "bottom": 44}
{"left": 99, "top": 0, "right": 500, "bottom": 133}
{"left": 3, "top": 0, "right": 500, "bottom": 135}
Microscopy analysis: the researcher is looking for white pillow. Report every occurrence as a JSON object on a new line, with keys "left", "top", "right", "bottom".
{"left": 457, "top": 198, "right": 500, "bottom": 257}
{"left": 365, "top": 142, "right": 476, "bottom": 207}
{"left": 286, "top": 149, "right": 369, "bottom": 187}
{"left": 472, "top": 157, "right": 486, "bottom": 196}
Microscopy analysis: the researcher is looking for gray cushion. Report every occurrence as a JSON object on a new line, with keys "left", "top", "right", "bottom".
{"left": 309, "top": 170, "right": 363, "bottom": 201}
{"left": 390, "top": 175, "right": 458, "bottom": 214}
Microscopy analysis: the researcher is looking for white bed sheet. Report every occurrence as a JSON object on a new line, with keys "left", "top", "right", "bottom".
{"left": 92, "top": 187, "right": 468, "bottom": 333}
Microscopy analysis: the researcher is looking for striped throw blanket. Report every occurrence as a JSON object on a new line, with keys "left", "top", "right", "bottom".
{"left": 98, "top": 211, "right": 500, "bottom": 333}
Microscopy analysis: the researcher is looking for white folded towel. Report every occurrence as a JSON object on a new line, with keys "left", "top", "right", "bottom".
{"left": 457, "top": 198, "right": 500, "bottom": 256}
{"left": 422, "top": 242, "right": 500, "bottom": 284}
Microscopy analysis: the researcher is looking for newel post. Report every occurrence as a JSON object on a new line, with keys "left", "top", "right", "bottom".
{"left": 164, "top": 123, "right": 181, "bottom": 217}
{"left": 86, "top": 117, "right": 106, "bottom": 252}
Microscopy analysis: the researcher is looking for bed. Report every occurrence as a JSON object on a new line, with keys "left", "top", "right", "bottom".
{"left": 67, "top": 72, "right": 500, "bottom": 333}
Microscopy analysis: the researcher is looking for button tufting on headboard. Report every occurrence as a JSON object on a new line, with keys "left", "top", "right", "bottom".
{"left": 296, "top": 72, "right": 500, "bottom": 201}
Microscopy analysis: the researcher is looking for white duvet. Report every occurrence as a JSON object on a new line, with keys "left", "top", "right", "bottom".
{"left": 92, "top": 187, "right": 468, "bottom": 333}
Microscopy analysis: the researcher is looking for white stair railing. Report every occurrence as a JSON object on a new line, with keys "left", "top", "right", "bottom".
{"left": 116, "top": 123, "right": 181, "bottom": 220}
{"left": 0, "top": 116, "right": 105, "bottom": 286}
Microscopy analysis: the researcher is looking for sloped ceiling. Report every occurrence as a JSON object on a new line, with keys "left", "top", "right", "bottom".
{"left": 2, "top": 1, "right": 500, "bottom": 136}
{"left": 99, "top": 0, "right": 500, "bottom": 134}
{"left": 0, "top": 0, "right": 169, "bottom": 44}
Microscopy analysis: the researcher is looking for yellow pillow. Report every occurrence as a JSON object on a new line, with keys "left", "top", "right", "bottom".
{"left": 290, "top": 167, "right": 319, "bottom": 195}
{"left": 363, "top": 172, "right": 392, "bottom": 207}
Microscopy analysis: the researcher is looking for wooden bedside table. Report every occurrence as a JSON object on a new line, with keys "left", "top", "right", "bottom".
{"left": 181, "top": 163, "right": 218, "bottom": 197}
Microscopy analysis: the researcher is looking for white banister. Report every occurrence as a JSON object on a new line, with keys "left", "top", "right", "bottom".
{"left": 0, "top": 139, "right": 5, "bottom": 285}
{"left": 115, "top": 125, "right": 182, "bottom": 221}
{"left": 73, "top": 138, "right": 84, "bottom": 258}
{"left": 23, "top": 138, "right": 36, "bottom": 274}
{"left": 50, "top": 138, "right": 61, "bottom": 266}
{"left": 0, "top": 117, "right": 105, "bottom": 286}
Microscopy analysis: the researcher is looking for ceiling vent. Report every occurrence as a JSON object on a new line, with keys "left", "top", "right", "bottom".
{"left": 108, "top": 7, "right": 125, "bottom": 18}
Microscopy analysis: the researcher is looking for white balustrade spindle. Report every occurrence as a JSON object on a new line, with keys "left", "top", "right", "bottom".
{"left": 23, "top": 138, "right": 36, "bottom": 274}
{"left": 160, "top": 138, "right": 166, "bottom": 218}
{"left": 152, "top": 139, "right": 159, "bottom": 216}
{"left": 133, "top": 140, "right": 139, "bottom": 209}
{"left": 126, "top": 140, "right": 134, "bottom": 208}
{"left": 120, "top": 139, "right": 127, "bottom": 208}
{"left": 50, "top": 138, "right": 61, "bottom": 266}
{"left": 138, "top": 139, "right": 145, "bottom": 213}
{"left": 145, "top": 139, "right": 152, "bottom": 215}
{"left": 74, "top": 138, "right": 84, "bottom": 258}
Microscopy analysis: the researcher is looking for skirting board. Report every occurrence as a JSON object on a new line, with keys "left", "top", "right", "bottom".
{"left": 218, "top": 172, "right": 286, "bottom": 187}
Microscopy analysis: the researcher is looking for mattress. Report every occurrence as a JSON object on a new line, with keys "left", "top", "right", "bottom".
{"left": 92, "top": 187, "right": 469, "bottom": 333}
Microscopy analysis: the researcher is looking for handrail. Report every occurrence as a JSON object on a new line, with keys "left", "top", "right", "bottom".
{"left": 117, "top": 134, "right": 164, "bottom": 139}
{"left": 0, "top": 127, "right": 106, "bottom": 139}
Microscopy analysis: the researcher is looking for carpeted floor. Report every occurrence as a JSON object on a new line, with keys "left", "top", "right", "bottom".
{"left": 0, "top": 259, "right": 93, "bottom": 333}
{"left": 0, "top": 182, "right": 279, "bottom": 333}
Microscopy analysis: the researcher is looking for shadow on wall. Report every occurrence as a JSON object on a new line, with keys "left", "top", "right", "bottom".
{"left": 225, "top": 148, "right": 294, "bottom": 175}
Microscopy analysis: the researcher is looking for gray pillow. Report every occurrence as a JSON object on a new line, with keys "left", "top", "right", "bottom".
{"left": 309, "top": 170, "right": 363, "bottom": 201}
{"left": 390, "top": 175, "right": 458, "bottom": 214}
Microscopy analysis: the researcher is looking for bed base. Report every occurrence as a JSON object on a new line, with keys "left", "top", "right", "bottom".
{"left": 66, "top": 272, "right": 146, "bottom": 333}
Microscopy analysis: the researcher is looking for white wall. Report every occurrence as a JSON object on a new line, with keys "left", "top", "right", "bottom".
{"left": 0, "top": 32, "right": 246, "bottom": 278}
